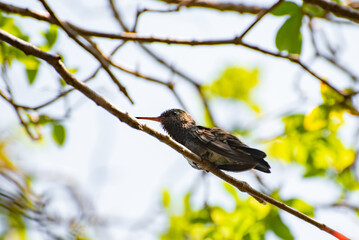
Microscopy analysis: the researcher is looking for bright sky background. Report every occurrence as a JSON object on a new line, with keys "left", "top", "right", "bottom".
{"left": 1, "top": 0, "right": 359, "bottom": 239}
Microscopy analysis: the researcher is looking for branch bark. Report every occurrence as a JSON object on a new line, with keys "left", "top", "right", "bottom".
{"left": 0, "top": 28, "right": 350, "bottom": 240}
{"left": 158, "top": 0, "right": 265, "bottom": 14}
{"left": 0, "top": 2, "right": 352, "bottom": 103}
{"left": 304, "top": 0, "right": 359, "bottom": 23}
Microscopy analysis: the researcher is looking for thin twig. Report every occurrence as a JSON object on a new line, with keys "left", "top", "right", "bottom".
{"left": 38, "top": 0, "right": 134, "bottom": 104}
{"left": 237, "top": 0, "right": 284, "bottom": 41}
{"left": 132, "top": 7, "right": 180, "bottom": 32}
{"left": 108, "top": 0, "right": 217, "bottom": 126}
{"left": 158, "top": 0, "right": 265, "bottom": 14}
{"left": 18, "top": 42, "right": 128, "bottom": 111}
{"left": 0, "top": 68, "right": 39, "bottom": 140}
{"left": 308, "top": 19, "right": 358, "bottom": 82}
{"left": 2, "top": 2, "right": 353, "bottom": 109}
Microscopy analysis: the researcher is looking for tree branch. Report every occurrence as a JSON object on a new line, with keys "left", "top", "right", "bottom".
{"left": 76, "top": 31, "right": 348, "bottom": 98}
{"left": 0, "top": 28, "right": 350, "bottom": 240}
{"left": 304, "top": 0, "right": 359, "bottom": 23}
{"left": 108, "top": 0, "right": 217, "bottom": 126}
{"left": 0, "top": 2, "right": 351, "bottom": 103}
{"left": 158, "top": 0, "right": 265, "bottom": 14}
{"left": 38, "top": 0, "right": 134, "bottom": 104}
{"left": 237, "top": 0, "right": 284, "bottom": 41}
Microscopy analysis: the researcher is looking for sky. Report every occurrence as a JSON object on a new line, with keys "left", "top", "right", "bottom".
{"left": 1, "top": 0, "right": 359, "bottom": 239}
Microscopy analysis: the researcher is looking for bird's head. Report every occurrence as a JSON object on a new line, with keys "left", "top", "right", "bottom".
{"left": 137, "top": 109, "right": 196, "bottom": 130}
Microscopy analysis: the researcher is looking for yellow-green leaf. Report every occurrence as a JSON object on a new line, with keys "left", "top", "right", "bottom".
{"left": 275, "top": 13, "right": 303, "bottom": 54}
{"left": 162, "top": 189, "right": 170, "bottom": 208}
{"left": 320, "top": 83, "right": 344, "bottom": 105}
{"left": 337, "top": 168, "right": 359, "bottom": 191}
{"left": 304, "top": 105, "right": 329, "bottom": 131}
{"left": 52, "top": 123, "right": 66, "bottom": 146}
{"left": 205, "top": 66, "right": 261, "bottom": 113}
{"left": 285, "top": 198, "right": 314, "bottom": 217}
{"left": 271, "top": 1, "right": 300, "bottom": 16}
{"left": 40, "top": 24, "right": 58, "bottom": 51}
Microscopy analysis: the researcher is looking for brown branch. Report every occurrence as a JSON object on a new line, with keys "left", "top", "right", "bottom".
{"left": 160, "top": 0, "right": 359, "bottom": 23}
{"left": 0, "top": 28, "right": 351, "bottom": 240}
{"left": 304, "top": 0, "right": 359, "bottom": 23}
{"left": 158, "top": 0, "right": 265, "bottom": 14}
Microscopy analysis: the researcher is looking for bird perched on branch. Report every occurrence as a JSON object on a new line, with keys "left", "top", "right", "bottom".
{"left": 137, "top": 109, "right": 270, "bottom": 173}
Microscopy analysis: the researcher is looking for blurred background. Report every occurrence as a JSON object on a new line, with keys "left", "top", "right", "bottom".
{"left": 0, "top": 0, "right": 359, "bottom": 239}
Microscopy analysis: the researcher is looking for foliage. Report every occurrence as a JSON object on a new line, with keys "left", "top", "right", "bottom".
{"left": 0, "top": 13, "right": 58, "bottom": 85}
{"left": 1, "top": 0, "right": 359, "bottom": 240}
{"left": 0, "top": 137, "right": 92, "bottom": 239}
{"left": 272, "top": 1, "right": 303, "bottom": 54}
{"left": 161, "top": 184, "right": 316, "bottom": 240}
{"left": 266, "top": 84, "right": 358, "bottom": 191}
{"left": 205, "top": 66, "right": 261, "bottom": 114}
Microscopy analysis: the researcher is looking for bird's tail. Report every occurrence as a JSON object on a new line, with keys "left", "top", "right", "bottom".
{"left": 254, "top": 158, "right": 271, "bottom": 173}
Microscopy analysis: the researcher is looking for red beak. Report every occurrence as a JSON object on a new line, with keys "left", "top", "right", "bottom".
{"left": 136, "top": 116, "right": 163, "bottom": 122}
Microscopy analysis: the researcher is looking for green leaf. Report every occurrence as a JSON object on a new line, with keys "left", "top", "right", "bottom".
{"left": 205, "top": 66, "right": 261, "bottom": 113}
{"left": 162, "top": 190, "right": 170, "bottom": 208}
{"left": 320, "top": 83, "right": 344, "bottom": 105}
{"left": 303, "top": 167, "right": 326, "bottom": 177}
{"left": 40, "top": 25, "right": 58, "bottom": 51}
{"left": 68, "top": 68, "right": 78, "bottom": 74}
{"left": 275, "top": 13, "right": 303, "bottom": 54}
{"left": 183, "top": 192, "right": 191, "bottom": 214}
{"left": 207, "top": 66, "right": 259, "bottom": 101}
{"left": 304, "top": 105, "right": 330, "bottom": 131}
{"left": 271, "top": 1, "right": 300, "bottom": 16}
{"left": 59, "top": 78, "right": 67, "bottom": 87}
{"left": 302, "top": 3, "right": 325, "bottom": 17}
{"left": 26, "top": 67, "right": 39, "bottom": 85}
{"left": 267, "top": 211, "right": 294, "bottom": 240}
{"left": 267, "top": 111, "right": 355, "bottom": 178}
{"left": 285, "top": 198, "right": 314, "bottom": 217}
{"left": 337, "top": 168, "right": 359, "bottom": 191}
{"left": 17, "top": 55, "right": 41, "bottom": 84}
{"left": 0, "top": 13, "right": 8, "bottom": 28}
{"left": 52, "top": 123, "right": 66, "bottom": 146}
{"left": 320, "top": 84, "right": 359, "bottom": 116}
{"left": 223, "top": 182, "right": 240, "bottom": 204}
{"left": 0, "top": 40, "right": 26, "bottom": 66}
{"left": 0, "top": 13, "right": 29, "bottom": 41}
{"left": 36, "top": 115, "right": 55, "bottom": 125}
{"left": 204, "top": 107, "right": 215, "bottom": 127}
{"left": 282, "top": 114, "right": 306, "bottom": 135}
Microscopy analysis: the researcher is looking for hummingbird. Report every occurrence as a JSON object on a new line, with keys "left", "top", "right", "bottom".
{"left": 137, "top": 109, "right": 270, "bottom": 173}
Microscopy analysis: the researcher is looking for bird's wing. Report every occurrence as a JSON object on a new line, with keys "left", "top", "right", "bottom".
{"left": 193, "top": 126, "right": 259, "bottom": 162}
{"left": 226, "top": 137, "right": 267, "bottom": 158}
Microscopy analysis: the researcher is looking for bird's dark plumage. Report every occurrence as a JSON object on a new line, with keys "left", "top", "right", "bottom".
{"left": 137, "top": 109, "right": 270, "bottom": 173}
